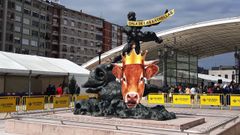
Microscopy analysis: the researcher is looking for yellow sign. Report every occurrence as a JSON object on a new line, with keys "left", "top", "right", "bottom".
{"left": 148, "top": 94, "right": 165, "bottom": 104}
{"left": 200, "top": 95, "right": 220, "bottom": 106}
{"left": 76, "top": 95, "right": 89, "bottom": 101}
{"left": 173, "top": 95, "right": 191, "bottom": 105}
{"left": 127, "top": 9, "right": 175, "bottom": 27}
{"left": 230, "top": 95, "right": 240, "bottom": 107}
{"left": 0, "top": 98, "right": 16, "bottom": 112}
{"left": 53, "top": 96, "right": 69, "bottom": 108}
{"left": 26, "top": 97, "right": 44, "bottom": 111}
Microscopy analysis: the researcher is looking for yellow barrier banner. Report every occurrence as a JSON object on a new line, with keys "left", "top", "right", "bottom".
{"left": 127, "top": 9, "right": 175, "bottom": 27}
{"left": 53, "top": 96, "right": 69, "bottom": 108}
{"left": 230, "top": 95, "right": 240, "bottom": 107}
{"left": 148, "top": 94, "right": 164, "bottom": 104}
{"left": 0, "top": 98, "right": 16, "bottom": 112}
{"left": 76, "top": 95, "right": 89, "bottom": 101}
{"left": 26, "top": 97, "right": 44, "bottom": 111}
{"left": 173, "top": 95, "right": 191, "bottom": 105}
{"left": 200, "top": 95, "right": 220, "bottom": 106}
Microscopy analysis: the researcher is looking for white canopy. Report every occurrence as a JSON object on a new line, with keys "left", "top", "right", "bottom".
{"left": 0, "top": 51, "right": 89, "bottom": 76}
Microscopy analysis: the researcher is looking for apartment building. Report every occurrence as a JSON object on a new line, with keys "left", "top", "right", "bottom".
{"left": 0, "top": 0, "right": 125, "bottom": 65}
{"left": 102, "top": 21, "right": 126, "bottom": 52}
{"left": 58, "top": 8, "right": 104, "bottom": 65}
{"left": 0, "top": 0, "right": 53, "bottom": 56}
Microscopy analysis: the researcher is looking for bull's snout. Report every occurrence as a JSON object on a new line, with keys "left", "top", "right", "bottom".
{"left": 125, "top": 92, "right": 139, "bottom": 108}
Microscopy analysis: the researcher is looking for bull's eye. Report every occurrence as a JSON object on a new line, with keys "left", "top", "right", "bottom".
{"left": 122, "top": 77, "right": 126, "bottom": 82}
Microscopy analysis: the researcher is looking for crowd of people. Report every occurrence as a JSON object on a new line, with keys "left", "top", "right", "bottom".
{"left": 45, "top": 83, "right": 81, "bottom": 96}
{"left": 165, "top": 81, "right": 240, "bottom": 95}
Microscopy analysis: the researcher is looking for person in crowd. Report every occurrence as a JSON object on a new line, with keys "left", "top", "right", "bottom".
{"left": 75, "top": 84, "right": 81, "bottom": 95}
{"left": 46, "top": 84, "right": 52, "bottom": 96}
{"left": 56, "top": 84, "right": 63, "bottom": 96}
{"left": 185, "top": 85, "right": 191, "bottom": 94}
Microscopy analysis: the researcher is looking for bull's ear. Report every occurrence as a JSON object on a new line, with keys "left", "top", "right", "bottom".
{"left": 145, "top": 64, "right": 159, "bottom": 79}
{"left": 112, "top": 65, "right": 122, "bottom": 79}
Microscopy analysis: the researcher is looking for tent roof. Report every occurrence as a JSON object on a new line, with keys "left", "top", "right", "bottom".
{"left": 0, "top": 51, "right": 89, "bottom": 76}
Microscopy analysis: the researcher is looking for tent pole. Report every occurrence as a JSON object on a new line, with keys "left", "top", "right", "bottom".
{"left": 28, "top": 70, "right": 32, "bottom": 96}
{"left": 3, "top": 73, "right": 7, "bottom": 95}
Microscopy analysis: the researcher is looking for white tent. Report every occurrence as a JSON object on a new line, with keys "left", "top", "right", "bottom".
{"left": 0, "top": 51, "right": 90, "bottom": 95}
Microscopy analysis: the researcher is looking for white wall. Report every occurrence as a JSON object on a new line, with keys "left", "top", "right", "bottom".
{"left": 208, "top": 69, "right": 235, "bottom": 81}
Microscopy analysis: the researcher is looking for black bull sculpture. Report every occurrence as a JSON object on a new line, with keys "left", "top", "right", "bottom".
{"left": 74, "top": 64, "right": 176, "bottom": 120}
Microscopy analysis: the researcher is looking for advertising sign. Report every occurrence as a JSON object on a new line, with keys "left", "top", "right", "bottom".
{"left": 26, "top": 97, "right": 45, "bottom": 111}
{"left": 0, "top": 98, "right": 16, "bottom": 112}
{"left": 200, "top": 95, "right": 220, "bottom": 106}
{"left": 53, "top": 96, "right": 69, "bottom": 108}
{"left": 173, "top": 95, "right": 191, "bottom": 105}
{"left": 148, "top": 94, "right": 165, "bottom": 104}
{"left": 75, "top": 95, "right": 89, "bottom": 101}
{"left": 230, "top": 95, "right": 240, "bottom": 107}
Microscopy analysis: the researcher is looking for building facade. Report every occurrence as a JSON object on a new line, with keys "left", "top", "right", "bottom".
{"left": 0, "top": 0, "right": 53, "bottom": 56}
{"left": 0, "top": 0, "right": 125, "bottom": 65}
{"left": 209, "top": 66, "right": 235, "bottom": 81}
{"left": 102, "top": 21, "right": 125, "bottom": 53}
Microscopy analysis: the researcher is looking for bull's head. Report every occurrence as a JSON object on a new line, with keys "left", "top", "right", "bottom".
{"left": 112, "top": 49, "right": 159, "bottom": 108}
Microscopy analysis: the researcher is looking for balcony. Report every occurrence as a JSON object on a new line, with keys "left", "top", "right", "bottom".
{"left": 52, "top": 31, "right": 59, "bottom": 36}
{"left": 52, "top": 22, "right": 59, "bottom": 27}
{"left": 52, "top": 40, "right": 58, "bottom": 45}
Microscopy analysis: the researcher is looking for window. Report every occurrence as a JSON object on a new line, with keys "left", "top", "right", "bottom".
{"left": 225, "top": 74, "right": 228, "bottom": 79}
{"left": 31, "top": 40, "right": 38, "bottom": 47}
{"left": 23, "top": 18, "right": 30, "bottom": 25}
{"left": 62, "top": 45, "right": 67, "bottom": 52}
{"left": 70, "top": 37, "right": 74, "bottom": 44}
{"left": 218, "top": 75, "right": 221, "bottom": 77}
{"left": 15, "top": 5, "right": 22, "bottom": 12}
{"left": 15, "top": 15, "right": 21, "bottom": 22}
{"left": 40, "top": 15, "right": 45, "bottom": 20}
{"left": 22, "top": 38, "right": 29, "bottom": 45}
{"left": 63, "top": 36, "right": 67, "bottom": 41}
{"left": 25, "top": 0, "right": 31, "bottom": 5}
{"left": 71, "top": 29, "right": 75, "bottom": 35}
{"left": 40, "top": 32, "right": 45, "bottom": 38}
{"left": 71, "top": 21, "right": 75, "bottom": 27}
{"left": 63, "top": 19, "right": 68, "bottom": 25}
{"left": 14, "top": 26, "right": 21, "bottom": 32}
{"left": 32, "top": 21, "right": 39, "bottom": 27}
{"left": 63, "top": 27, "right": 67, "bottom": 33}
{"left": 70, "top": 46, "right": 75, "bottom": 53}
{"left": 32, "top": 30, "right": 38, "bottom": 37}
{"left": 78, "top": 31, "right": 81, "bottom": 36}
{"left": 14, "top": 37, "right": 20, "bottom": 44}
{"left": 32, "top": 12, "right": 39, "bottom": 18}
{"left": 23, "top": 28, "right": 30, "bottom": 35}
{"left": 24, "top": 8, "right": 31, "bottom": 15}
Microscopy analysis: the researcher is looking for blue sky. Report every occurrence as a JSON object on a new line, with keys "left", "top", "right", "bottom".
{"left": 60, "top": 0, "right": 240, "bottom": 69}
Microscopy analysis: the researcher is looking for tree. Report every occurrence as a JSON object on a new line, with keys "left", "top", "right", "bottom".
{"left": 69, "top": 76, "right": 76, "bottom": 94}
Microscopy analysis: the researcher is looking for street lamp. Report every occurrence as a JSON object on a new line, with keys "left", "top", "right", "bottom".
{"left": 96, "top": 43, "right": 102, "bottom": 64}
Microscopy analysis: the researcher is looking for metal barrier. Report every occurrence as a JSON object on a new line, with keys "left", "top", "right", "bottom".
{"left": 22, "top": 96, "right": 45, "bottom": 111}
{"left": 0, "top": 96, "right": 19, "bottom": 113}
{"left": 229, "top": 94, "right": 240, "bottom": 110}
{"left": 0, "top": 94, "right": 240, "bottom": 113}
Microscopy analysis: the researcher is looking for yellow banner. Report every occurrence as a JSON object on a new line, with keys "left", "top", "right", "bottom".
{"left": 75, "top": 95, "right": 89, "bottom": 101}
{"left": 148, "top": 94, "right": 165, "bottom": 104}
{"left": 127, "top": 9, "right": 175, "bottom": 27}
{"left": 53, "top": 96, "right": 69, "bottom": 108}
{"left": 230, "top": 95, "right": 240, "bottom": 107}
{"left": 26, "top": 97, "right": 44, "bottom": 111}
{"left": 0, "top": 98, "right": 16, "bottom": 112}
{"left": 173, "top": 95, "right": 191, "bottom": 105}
{"left": 200, "top": 95, "right": 220, "bottom": 106}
